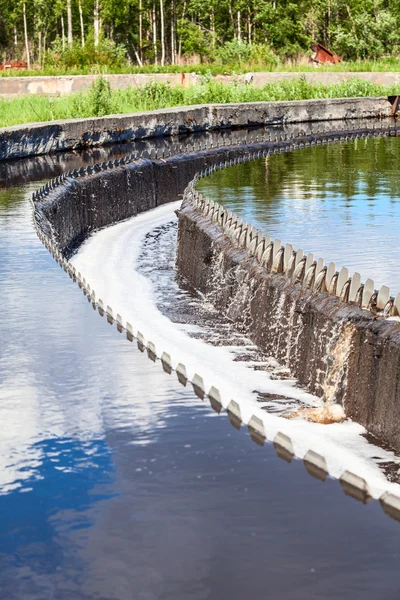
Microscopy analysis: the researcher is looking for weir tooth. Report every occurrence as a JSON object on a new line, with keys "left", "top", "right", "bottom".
{"left": 238, "top": 228, "right": 248, "bottom": 247}
{"left": 340, "top": 471, "right": 371, "bottom": 504}
{"left": 292, "top": 257, "right": 306, "bottom": 284}
{"left": 393, "top": 293, "right": 400, "bottom": 316}
{"left": 161, "top": 352, "right": 172, "bottom": 374}
{"left": 339, "top": 278, "right": 351, "bottom": 302}
{"left": 272, "top": 239, "right": 281, "bottom": 260}
{"left": 227, "top": 400, "right": 242, "bottom": 423}
{"left": 248, "top": 225, "right": 257, "bottom": 246}
{"left": 248, "top": 237, "right": 258, "bottom": 256}
{"left": 362, "top": 278, "right": 375, "bottom": 308}
{"left": 208, "top": 386, "right": 222, "bottom": 405}
{"left": 261, "top": 243, "right": 274, "bottom": 271}
{"left": 245, "top": 231, "right": 253, "bottom": 250}
{"left": 283, "top": 243, "right": 293, "bottom": 270}
{"left": 329, "top": 272, "right": 339, "bottom": 295}
{"left": 273, "top": 432, "right": 294, "bottom": 462}
{"left": 137, "top": 331, "right": 146, "bottom": 349}
{"left": 286, "top": 252, "right": 297, "bottom": 279}
{"left": 336, "top": 267, "right": 349, "bottom": 298}
{"left": 349, "top": 272, "right": 361, "bottom": 302}
{"left": 367, "top": 291, "right": 378, "bottom": 313}
{"left": 147, "top": 341, "right": 157, "bottom": 360}
{"left": 377, "top": 285, "right": 390, "bottom": 310}
{"left": 315, "top": 257, "right": 324, "bottom": 278}
{"left": 354, "top": 284, "right": 364, "bottom": 306}
{"left": 176, "top": 363, "right": 188, "bottom": 386}
{"left": 303, "top": 450, "right": 329, "bottom": 481}
{"left": 325, "top": 262, "right": 336, "bottom": 291}
{"left": 255, "top": 239, "right": 266, "bottom": 262}
{"left": 192, "top": 374, "right": 205, "bottom": 399}
{"left": 228, "top": 221, "right": 238, "bottom": 237}
{"left": 294, "top": 248, "right": 304, "bottom": 267}
{"left": 384, "top": 298, "right": 394, "bottom": 317}
{"left": 380, "top": 492, "right": 400, "bottom": 522}
{"left": 248, "top": 415, "right": 266, "bottom": 442}
{"left": 272, "top": 247, "right": 285, "bottom": 273}
{"left": 303, "top": 262, "right": 317, "bottom": 289}
{"left": 246, "top": 228, "right": 252, "bottom": 248}
{"left": 305, "top": 252, "right": 314, "bottom": 273}
{"left": 314, "top": 266, "right": 327, "bottom": 292}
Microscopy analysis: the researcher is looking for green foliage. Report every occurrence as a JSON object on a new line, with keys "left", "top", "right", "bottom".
{"left": 45, "top": 35, "right": 127, "bottom": 70}
{"left": 176, "top": 19, "right": 211, "bottom": 57}
{"left": 249, "top": 44, "right": 279, "bottom": 69}
{"left": 216, "top": 41, "right": 252, "bottom": 65}
{"left": 332, "top": 10, "right": 400, "bottom": 60}
{"left": 87, "top": 75, "right": 113, "bottom": 116}
{"left": 2, "top": 0, "right": 400, "bottom": 73}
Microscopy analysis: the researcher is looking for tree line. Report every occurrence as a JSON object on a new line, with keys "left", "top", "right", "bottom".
{"left": 0, "top": 0, "right": 399, "bottom": 69}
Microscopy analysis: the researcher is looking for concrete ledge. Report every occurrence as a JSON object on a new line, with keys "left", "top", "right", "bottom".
{"left": 2, "top": 72, "right": 400, "bottom": 99}
{"left": 0, "top": 96, "right": 392, "bottom": 161}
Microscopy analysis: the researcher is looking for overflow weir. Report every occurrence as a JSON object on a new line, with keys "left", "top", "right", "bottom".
{"left": 19, "top": 97, "right": 400, "bottom": 499}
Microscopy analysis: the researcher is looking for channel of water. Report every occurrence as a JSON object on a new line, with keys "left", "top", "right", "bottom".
{"left": 198, "top": 136, "right": 400, "bottom": 292}
{"left": 1, "top": 129, "right": 400, "bottom": 599}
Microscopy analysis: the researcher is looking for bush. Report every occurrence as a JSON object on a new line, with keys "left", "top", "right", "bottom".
{"left": 176, "top": 20, "right": 211, "bottom": 59}
{"left": 216, "top": 40, "right": 253, "bottom": 65}
{"left": 45, "top": 35, "right": 128, "bottom": 71}
{"left": 249, "top": 44, "right": 279, "bottom": 68}
{"left": 71, "top": 75, "right": 112, "bottom": 117}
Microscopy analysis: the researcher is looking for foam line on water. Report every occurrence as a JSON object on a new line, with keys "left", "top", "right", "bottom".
{"left": 71, "top": 202, "right": 400, "bottom": 498}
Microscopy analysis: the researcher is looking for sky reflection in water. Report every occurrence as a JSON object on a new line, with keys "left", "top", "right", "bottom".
{"left": 199, "top": 137, "right": 400, "bottom": 292}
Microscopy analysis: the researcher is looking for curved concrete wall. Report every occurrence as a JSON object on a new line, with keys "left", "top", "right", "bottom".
{"left": 176, "top": 159, "right": 400, "bottom": 453}
{"left": 28, "top": 98, "right": 400, "bottom": 453}
{"left": 1, "top": 96, "right": 392, "bottom": 162}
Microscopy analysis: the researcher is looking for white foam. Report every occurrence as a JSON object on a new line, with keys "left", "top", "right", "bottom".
{"left": 71, "top": 202, "right": 400, "bottom": 499}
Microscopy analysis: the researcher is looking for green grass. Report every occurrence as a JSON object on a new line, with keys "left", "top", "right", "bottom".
{"left": 1, "top": 77, "right": 398, "bottom": 129}
{"left": 3, "top": 56, "right": 400, "bottom": 77}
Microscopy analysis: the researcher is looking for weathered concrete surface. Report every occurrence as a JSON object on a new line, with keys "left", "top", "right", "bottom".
{"left": 2, "top": 71, "right": 400, "bottom": 98}
{"left": 0, "top": 73, "right": 191, "bottom": 98}
{"left": 218, "top": 72, "right": 400, "bottom": 87}
{"left": 0, "top": 97, "right": 393, "bottom": 162}
{"left": 38, "top": 142, "right": 269, "bottom": 253}
{"left": 37, "top": 148, "right": 225, "bottom": 253}
{"left": 176, "top": 201, "right": 400, "bottom": 452}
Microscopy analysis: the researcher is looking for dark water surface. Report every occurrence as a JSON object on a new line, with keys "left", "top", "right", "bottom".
{"left": 199, "top": 137, "right": 400, "bottom": 293}
{"left": 1, "top": 142, "right": 400, "bottom": 600}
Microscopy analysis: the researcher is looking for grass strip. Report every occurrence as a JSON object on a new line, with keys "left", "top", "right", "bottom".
{"left": 1, "top": 77, "right": 398, "bottom": 129}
